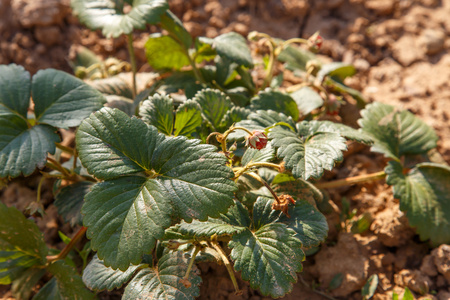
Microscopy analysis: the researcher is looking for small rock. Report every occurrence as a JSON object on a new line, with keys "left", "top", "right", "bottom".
{"left": 436, "top": 275, "right": 447, "bottom": 288}
{"left": 394, "top": 269, "right": 434, "bottom": 294}
{"left": 391, "top": 34, "right": 425, "bottom": 67}
{"left": 420, "top": 255, "right": 438, "bottom": 277}
{"left": 310, "top": 232, "right": 369, "bottom": 297}
{"left": 232, "top": 23, "right": 249, "bottom": 36}
{"left": 394, "top": 242, "right": 429, "bottom": 270}
{"left": 184, "top": 22, "right": 204, "bottom": 37}
{"left": 437, "top": 290, "right": 450, "bottom": 300}
{"left": 365, "top": 0, "right": 396, "bottom": 16}
{"left": 418, "top": 29, "right": 446, "bottom": 55}
{"left": 419, "top": 0, "right": 439, "bottom": 7}
{"left": 35, "top": 44, "right": 46, "bottom": 55}
{"left": 34, "top": 26, "right": 61, "bottom": 47}
{"left": 12, "top": 32, "right": 35, "bottom": 48}
{"left": 209, "top": 16, "right": 226, "bottom": 29}
{"left": 353, "top": 58, "right": 371, "bottom": 72}
{"left": 205, "top": 27, "right": 218, "bottom": 38}
{"left": 11, "top": 0, "right": 70, "bottom": 28}
{"left": 370, "top": 204, "right": 415, "bottom": 247}
{"left": 281, "top": 0, "right": 309, "bottom": 17}
{"left": 431, "top": 244, "right": 450, "bottom": 285}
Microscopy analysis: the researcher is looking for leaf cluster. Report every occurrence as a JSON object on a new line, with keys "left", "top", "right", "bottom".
{"left": 1, "top": 1, "right": 449, "bottom": 299}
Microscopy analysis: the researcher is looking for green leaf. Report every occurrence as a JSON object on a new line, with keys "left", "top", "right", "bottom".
{"left": 227, "top": 110, "right": 295, "bottom": 141}
{"left": 71, "top": 0, "right": 169, "bottom": 38}
{"left": 272, "top": 174, "right": 324, "bottom": 205}
{"left": 193, "top": 38, "right": 215, "bottom": 62}
{"left": 82, "top": 176, "right": 174, "bottom": 270}
{"left": 290, "top": 86, "right": 323, "bottom": 115}
{"left": 83, "top": 254, "right": 142, "bottom": 291}
{"left": 154, "top": 71, "right": 198, "bottom": 95}
{"left": 297, "top": 120, "right": 373, "bottom": 145}
{"left": 78, "top": 108, "right": 236, "bottom": 270}
{"left": 317, "top": 62, "right": 356, "bottom": 82}
{"left": 32, "top": 68, "right": 106, "bottom": 128}
{"left": 0, "top": 64, "right": 30, "bottom": 118}
{"left": 89, "top": 76, "right": 133, "bottom": 99}
{"left": 139, "top": 94, "right": 174, "bottom": 135}
{"left": 229, "top": 223, "right": 304, "bottom": 298}
{"left": 270, "top": 126, "right": 347, "bottom": 180}
{"left": 277, "top": 201, "right": 328, "bottom": 248}
{"left": 403, "top": 287, "right": 414, "bottom": 300}
{"left": 241, "top": 145, "right": 275, "bottom": 166}
{"left": 47, "top": 261, "right": 96, "bottom": 299}
{"left": 192, "top": 88, "right": 232, "bottom": 131}
{"left": 215, "top": 56, "right": 237, "bottom": 86}
{"left": 277, "top": 45, "right": 317, "bottom": 72}
{"left": 145, "top": 34, "right": 190, "bottom": 70}
{"left": 362, "top": 274, "right": 378, "bottom": 299}
{"left": 83, "top": 171, "right": 235, "bottom": 270}
{"left": 54, "top": 181, "right": 94, "bottom": 226}
{"left": 329, "top": 273, "right": 344, "bottom": 290}
{"left": 70, "top": 46, "right": 102, "bottom": 71}
{"left": 33, "top": 278, "right": 62, "bottom": 300}
{"left": 222, "top": 106, "right": 250, "bottom": 128}
{"left": 386, "top": 161, "right": 450, "bottom": 245}
{"left": 325, "top": 77, "right": 367, "bottom": 108}
{"left": 252, "top": 196, "right": 328, "bottom": 248}
{"left": 0, "top": 203, "right": 48, "bottom": 284}
{"left": 0, "top": 115, "right": 60, "bottom": 178}
{"left": 174, "top": 219, "right": 246, "bottom": 239}
{"left": 105, "top": 95, "right": 135, "bottom": 116}
{"left": 199, "top": 32, "right": 253, "bottom": 67}
{"left": 174, "top": 100, "right": 202, "bottom": 137}
{"left": 76, "top": 107, "right": 165, "bottom": 179}
{"left": 160, "top": 10, "right": 192, "bottom": 49}
{"left": 123, "top": 250, "right": 201, "bottom": 300}
{"left": 11, "top": 267, "right": 46, "bottom": 300}
{"left": 250, "top": 90, "right": 299, "bottom": 121}
{"left": 174, "top": 200, "right": 250, "bottom": 238}
{"left": 359, "top": 102, "right": 438, "bottom": 160}
{"left": 350, "top": 213, "right": 372, "bottom": 234}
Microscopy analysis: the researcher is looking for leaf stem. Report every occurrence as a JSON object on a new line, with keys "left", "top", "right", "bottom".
{"left": 127, "top": 33, "right": 137, "bottom": 98}
{"left": 279, "top": 37, "right": 309, "bottom": 50}
{"left": 46, "top": 157, "right": 72, "bottom": 179}
{"left": 36, "top": 176, "right": 45, "bottom": 204}
{"left": 233, "top": 162, "right": 281, "bottom": 180}
{"left": 187, "top": 51, "right": 205, "bottom": 84}
{"left": 261, "top": 39, "right": 276, "bottom": 90}
{"left": 244, "top": 172, "right": 281, "bottom": 205}
{"left": 55, "top": 143, "right": 75, "bottom": 155}
{"left": 314, "top": 171, "right": 386, "bottom": 189}
{"left": 72, "top": 149, "right": 78, "bottom": 171}
{"left": 207, "top": 126, "right": 255, "bottom": 153}
{"left": 210, "top": 241, "right": 241, "bottom": 295}
{"left": 183, "top": 247, "right": 200, "bottom": 281}
{"left": 46, "top": 226, "right": 87, "bottom": 263}
{"left": 265, "top": 121, "right": 296, "bottom": 133}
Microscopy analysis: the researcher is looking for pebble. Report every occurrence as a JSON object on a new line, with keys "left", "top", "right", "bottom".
{"left": 34, "top": 26, "right": 62, "bottom": 47}
{"left": 419, "top": 29, "right": 446, "bottom": 55}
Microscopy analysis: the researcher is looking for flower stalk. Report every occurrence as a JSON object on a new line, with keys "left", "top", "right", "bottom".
{"left": 46, "top": 226, "right": 87, "bottom": 263}
{"left": 314, "top": 171, "right": 386, "bottom": 189}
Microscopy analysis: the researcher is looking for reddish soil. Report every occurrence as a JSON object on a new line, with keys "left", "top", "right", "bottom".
{"left": 1, "top": 0, "right": 450, "bottom": 299}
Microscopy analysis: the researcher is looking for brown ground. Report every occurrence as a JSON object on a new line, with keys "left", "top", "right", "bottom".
{"left": 1, "top": 0, "right": 450, "bottom": 299}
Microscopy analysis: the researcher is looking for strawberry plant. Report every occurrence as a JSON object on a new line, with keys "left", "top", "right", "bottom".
{"left": 1, "top": 1, "right": 450, "bottom": 299}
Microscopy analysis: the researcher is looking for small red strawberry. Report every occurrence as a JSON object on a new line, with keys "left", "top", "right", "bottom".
{"left": 245, "top": 130, "right": 268, "bottom": 150}
{"left": 308, "top": 32, "right": 323, "bottom": 52}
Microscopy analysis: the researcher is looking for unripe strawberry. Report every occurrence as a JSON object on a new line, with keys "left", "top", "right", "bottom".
{"left": 245, "top": 130, "right": 268, "bottom": 150}
{"left": 307, "top": 33, "right": 323, "bottom": 52}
